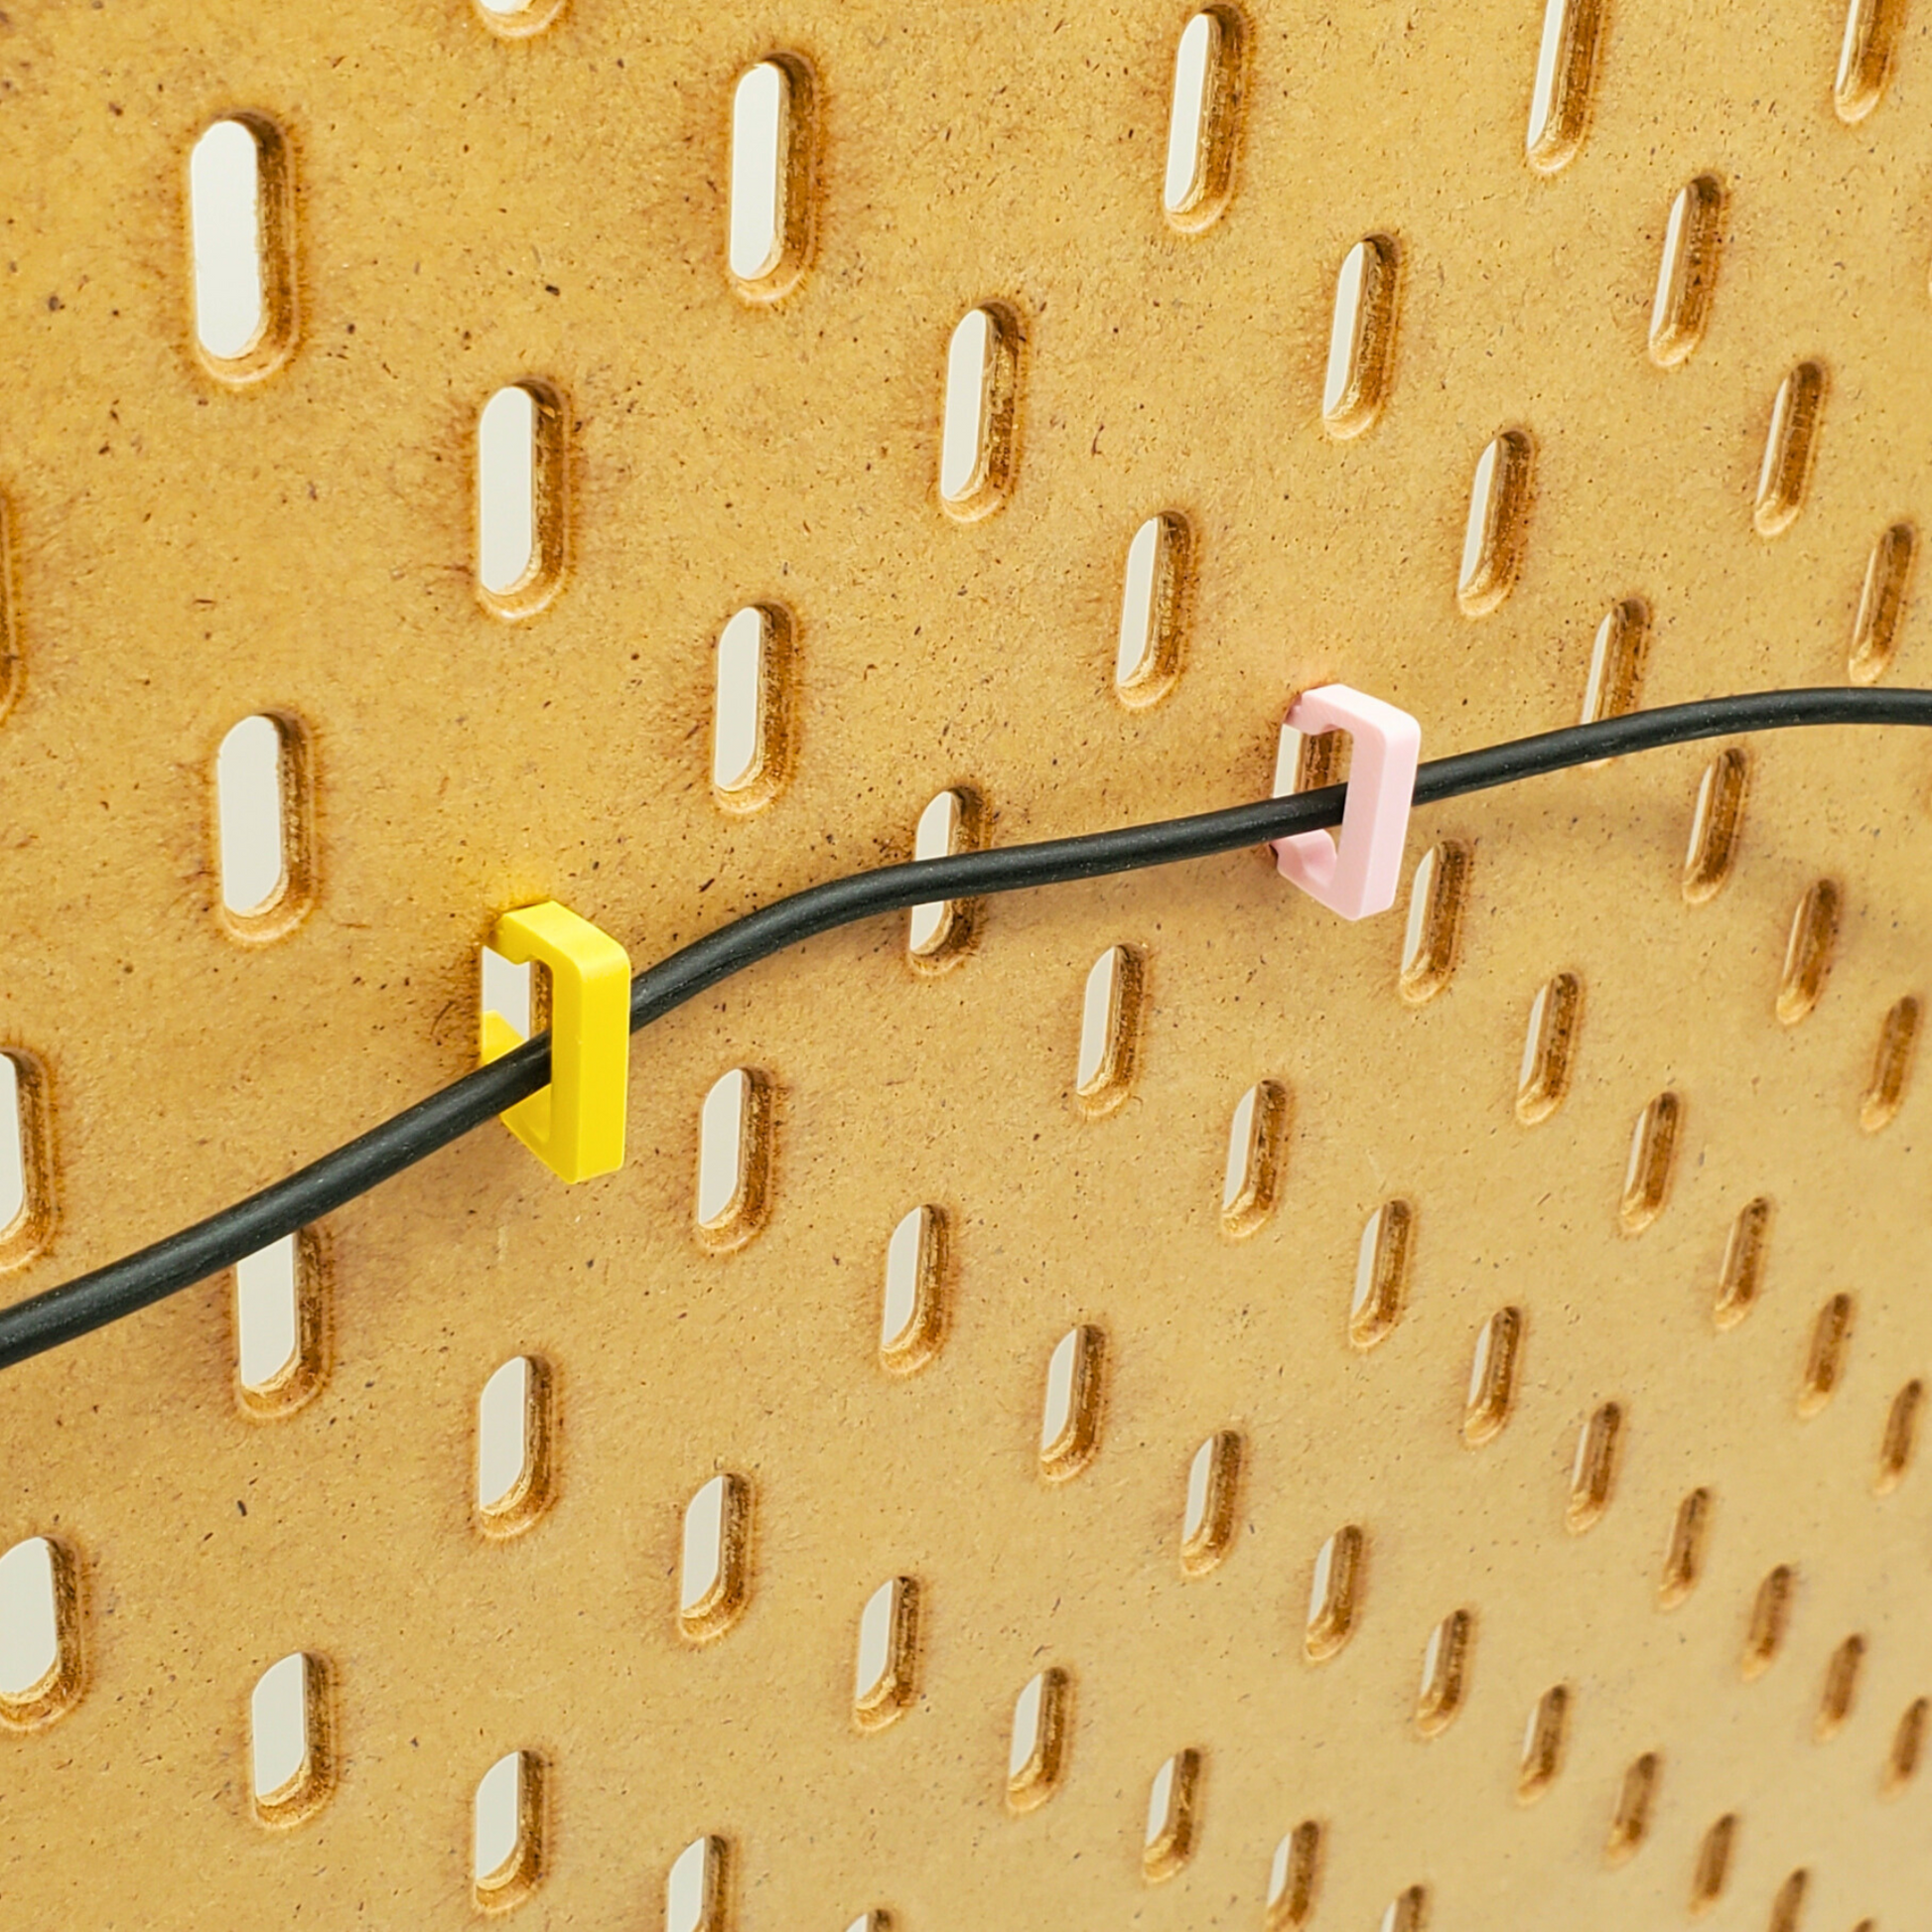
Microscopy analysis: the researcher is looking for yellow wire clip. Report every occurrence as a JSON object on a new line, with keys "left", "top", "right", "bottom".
{"left": 480, "top": 900, "right": 631, "bottom": 1182}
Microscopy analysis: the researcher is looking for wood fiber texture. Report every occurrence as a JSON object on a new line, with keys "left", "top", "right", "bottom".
{"left": 3, "top": 1, "right": 1932, "bottom": 1926}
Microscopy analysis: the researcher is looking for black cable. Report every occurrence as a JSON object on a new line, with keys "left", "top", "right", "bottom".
{"left": 5, "top": 686, "right": 1930, "bottom": 1373}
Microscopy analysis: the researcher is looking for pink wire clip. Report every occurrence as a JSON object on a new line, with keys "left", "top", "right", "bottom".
{"left": 1271, "top": 684, "right": 1422, "bottom": 919}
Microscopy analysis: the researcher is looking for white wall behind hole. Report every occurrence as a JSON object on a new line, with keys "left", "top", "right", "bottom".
{"left": 697, "top": 1070, "right": 750, "bottom": 1227}
{"left": 477, "top": 1357, "right": 532, "bottom": 1513}
{"left": 1221, "top": 1084, "right": 1259, "bottom": 1211}
{"left": 190, "top": 119, "right": 264, "bottom": 360}
{"left": 473, "top": 1750, "right": 524, "bottom": 1884}
{"left": 1076, "top": 949, "right": 1122, "bottom": 1091}
{"left": 250, "top": 1651, "right": 310, "bottom": 1803}
{"left": 880, "top": 1205, "right": 927, "bottom": 1353}
{"left": 1040, "top": 1327, "right": 1081, "bottom": 1453}
{"left": 1115, "top": 517, "right": 1162, "bottom": 686}
{"left": 712, "top": 607, "right": 766, "bottom": 792}
{"left": 907, "top": 790, "right": 961, "bottom": 953}
{"left": 938, "top": 309, "right": 993, "bottom": 504}
{"left": 0, "top": 1053, "right": 23, "bottom": 1232}
{"left": 666, "top": 1836, "right": 715, "bottom": 1932}
{"left": 235, "top": 1235, "right": 300, "bottom": 1390}
{"left": 216, "top": 715, "right": 286, "bottom": 916}
{"left": 482, "top": 947, "right": 534, "bottom": 1038}
{"left": 478, "top": 386, "right": 537, "bottom": 596}
{"left": 1145, "top": 1753, "right": 1179, "bottom": 1845}
{"left": 1163, "top": 13, "right": 1214, "bottom": 212}
{"left": 1183, "top": 1435, "right": 1218, "bottom": 1544}
{"left": 0, "top": 1536, "right": 59, "bottom": 1698}
{"left": 729, "top": 63, "right": 786, "bottom": 282}
{"left": 855, "top": 1580, "right": 897, "bottom": 1702}
{"left": 1009, "top": 1670, "right": 1047, "bottom": 1780}
{"left": 679, "top": 1474, "right": 730, "bottom": 1617}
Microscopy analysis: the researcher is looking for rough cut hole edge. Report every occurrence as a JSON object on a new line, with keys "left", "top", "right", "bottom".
{"left": 0, "top": 1046, "right": 57, "bottom": 1275}
{"left": 0, "top": 1534, "right": 84, "bottom": 1732}
{"left": 188, "top": 112, "right": 301, "bottom": 385}
{"left": 212, "top": 711, "right": 319, "bottom": 946}
{"left": 726, "top": 53, "right": 820, "bottom": 305}
{"left": 232, "top": 1222, "right": 331, "bottom": 1420}
{"left": 473, "top": 1750, "right": 547, "bottom": 1911}
{"left": 475, "top": 1355, "right": 557, "bottom": 1541}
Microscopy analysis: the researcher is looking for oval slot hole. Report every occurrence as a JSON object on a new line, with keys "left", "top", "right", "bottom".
{"left": 477, "top": 381, "right": 566, "bottom": 616}
{"left": 1007, "top": 1666, "right": 1070, "bottom": 1811}
{"left": 476, "top": 1354, "right": 552, "bottom": 1535}
{"left": 853, "top": 1577, "right": 919, "bottom": 1729}
{"left": 1074, "top": 945, "right": 1143, "bottom": 1114}
{"left": 880, "top": 1203, "right": 945, "bottom": 1372}
{"left": 678, "top": 1473, "right": 751, "bottom": 1642}
{"left": 1321, "top": 236, "right": 1398, "bottom": 438}
{"left": 216, "top": 714, "right": 305, "bottom": 926}
{"left": 1456, "top": 430, "right": 1534, "bottom": 617}
{"left": 1115, "top": 514, "right": 1190, "bottom": 703}
{"left": 1219, "top": 1081, "right": 1287, "bottom": 1237}
{"left": 1142, "top": 1748, "right": 1202, "bottom": 1880}
{"left": 0, "top": 1536, "right": 79, "bottom": 1726}
{"left": 1163, "top": 11, "right": 1242, "bottom": 229}
{"left": 907, "top": 788, "right": 978, "bottom": 962}
{"left": 250, "top": 1650, "right": 332, "bottom": 1823}
{"left": 667, "top": 1836, "right": 728, "bottom": 1932}
{"left": 473, "top": 1748, "right": 543, "bottom": 1905}
{"left": 712, "top": 605, "right": 791, "bottom": 808}
{"left": 1304, "top": 1524, "right": 1363, "bottom": 1661}
{"left": 1180, "top": 1430, "right": 1242, "bottom": 1575}
{"left": 696, "top": 1067, "right": 772, "bottom": 1247}
{"left": 729, "top": 62, "right": 787, "bottom": 283}
{"left": 1266, "top": 1821, "right": 1322, "bottom": 1930}
{"left": 1038, "top": 1324, "right": 1105, "bottom": 1480}
{"left": 190, "top": 117, "right": 294, "bottom": 376}
{"left": 235, "top": 1230, "right": 325, "bottom": 1414}
{"left": 1525, "top": 0, "right": 1604, "bottom": 173}
{"left": 938, "top": 307, "right": 1020, "bottom": 517}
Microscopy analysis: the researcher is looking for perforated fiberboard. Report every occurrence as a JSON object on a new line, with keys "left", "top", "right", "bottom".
{"left": 5, "top": 1, "right": 1932, "bottom": 1926}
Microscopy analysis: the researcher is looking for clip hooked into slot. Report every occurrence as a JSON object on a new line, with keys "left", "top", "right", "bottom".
{"left": 481, "top": 900, "right": 631, "bottom": 1181}
{"left": 1272, "top": 684, "right": 1422, "bottom": 919}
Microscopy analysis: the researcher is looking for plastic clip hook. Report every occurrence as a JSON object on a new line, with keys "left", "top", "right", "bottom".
{"left": 480, "top": 900, "right": 631, "bottom": 1181}
{"left": 1272, "top": 684, "right": 1422, "bottom": 919}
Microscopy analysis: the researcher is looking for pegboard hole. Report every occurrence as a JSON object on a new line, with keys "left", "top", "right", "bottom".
{"left": 696, "top": 1067, "right": 774, "bottom": 1250}
{"left": 1349, "top": 1199, "right": 1412, "bottom": 1349}
{"left": 712, "top": 605, "right": 793, "bottom": 809}
{"left": 1463, "top": 1307, "right": 1523, "bottom": 1447}
{"left": 1415, "top": 1607, "right": 1472, "bottom": 1735}
{"left": 215, "top": 713, "right": 314, "bottom": 936}
{"left": 1179, "top": 1430, "right": 1242, "bottom": 1576}
{"left": 1835, "top": 0, "right": 1904, "bottom": 123}
{"left": 938, "top": 306, "right": 1021, "bottom": 519}
{"left": 1074, "top": 945, "right": 1144, "bottom": 1116}
{"left": 1580, "top": 600, "right": 1649, "bottom": 743}
{"left": 473, "top": 1749, "right": 544, "bottom": 1908}
{"left": 1398, "top": 842, "right": 1470, "bottom": 1006}
{"left": 0, "top": 1536, "right": 80, "bottom": 1729}
{"left": 1683, "top": 749, "right": 1749, "bottom": 903}
{"left": 907, "top": 788, "right": 982, "bottom": 966}
{"left": 1741, "top": 1565, "right": 1795, "bottom": 1680}
{"left": 1619, "top": 1091, "right": 1681, "bottom": 1234}
{"left": 1006, "top": 1666, "right": 1070, "bottom": 1812}
{"left": 0, "top": 1049, "right": 53, "bottom": 1271}
{"left": 474, "top": 0, "right": 566, "bottom": 40}
{"left": 476, "top": 1354, "right": 554, "bottom": 1537}
{"left": 1114, "top": 513, "right": 1191, "bottom": 704}
{"left": 1874, "top": 1380, "right": 1922, "bottom": 1493}
{"left": 1456, "top": 430, "right": 1534, "bottom": 617}
{"left": 1689, "top": 1813, "right": 1735, "bottom": 1912}
{"left": 1798, "top": 1294, "right": 1855, "bottom": 1417}
{"left": 1604, "top": 1752, "right": 1659, "bottom": 1863}
{"left": 666, "top": 1836, "right": 728, "bottom": 1932}
{"left": 1219, "top": 1081, "right": 1287, "bottom": 1237}
{"left": 1714, "top": 1197, "right": 1771, "bottom": 1329}
{"left": 1647, "top": 178, "right": 1725, "bottom": 369}
{"left": 1517, "top": 1684, "right": 1570, "bottom": 1802}
{"left": 234, "top": 1229, "right": 327, "bottom": 1416}
{"left": 1321, "top": 236, "right": 1399, "bottom": 438}
{"left": 1304, "top": 1525, "right": 1363, "bottom": 1662}
{"left": 1141, "top": 1748, "right": 1201, "bottom": 1881}
{"left": 249, "top": 1650, "right": 332, "bottom": 1825}
{"left": 1162, "top": 11, "right": 1243, "bottom": 230}
{"left": 1516, "top": 974, "right": 1581, "bottom": 1124}
{"left": 1776, "top": 881, "right": 1840, "bottom": 1027}
{"left": 678, "top": 1473, "right": 751, "bottom": 1643}
{"left": 880, "top": 1204, "right": 946, "bottom": 1373}
{"left": 853, "top": 1577, "right": 919, "bottom": 1730}
{"left": 728, "top": 59, "right": 816, "bottom": 297}
{"left": 1816, "top": 1634, "right": 1865, "bottom": 1739}
{"left": 1884, "top": 1698, "right": 1927, "bottom": 1794}
{"left": 1753, "top": 362, "right": 1826, "bottom": 539}
{"left": 481, "top": 945, "right": 542, "bottom": 1044}
{"left": 477, "top": 381, "right": 567, "bottom": 619}
{"left": 1861, "top": 997, "right": 1920, "bottom": 1131}
{"left": 189, "top": 116, "right": 296, "bottom": 379}
{"left": 1566, "top": 1402, "right": 1622, "bottom": 1533}
{"left": 1265, "top": 1821, "right": 1322, "bottom": 1929}
{"left": 1525, "top": 0, "right": 1604, "bottom": 172}
{"left": 1657, "top": 1487, "right": 1712, "bottom": 1609}
{"left": 1849, "top": 522, "right": 1917, "bottom": 683}
{"left": 1038, "top": 1325, "right": 1105, "bottom": 1481}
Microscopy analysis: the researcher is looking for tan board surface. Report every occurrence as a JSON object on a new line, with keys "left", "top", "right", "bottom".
{"left": 4, "top": 2, "right": 1932, "bottom": 1926}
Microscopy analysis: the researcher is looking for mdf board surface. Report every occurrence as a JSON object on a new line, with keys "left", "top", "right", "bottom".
{"left": 3, "top": 2, "right": 1931, "bottom": 1927}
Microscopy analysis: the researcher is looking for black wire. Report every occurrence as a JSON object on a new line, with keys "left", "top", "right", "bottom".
{"left": 6, "top": 686, "right": 1930, "bottom": 1372}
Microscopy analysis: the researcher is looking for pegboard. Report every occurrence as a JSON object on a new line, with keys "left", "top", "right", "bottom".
{"left": 4, "top": 2, "right": 1932, "bottom": 1927}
